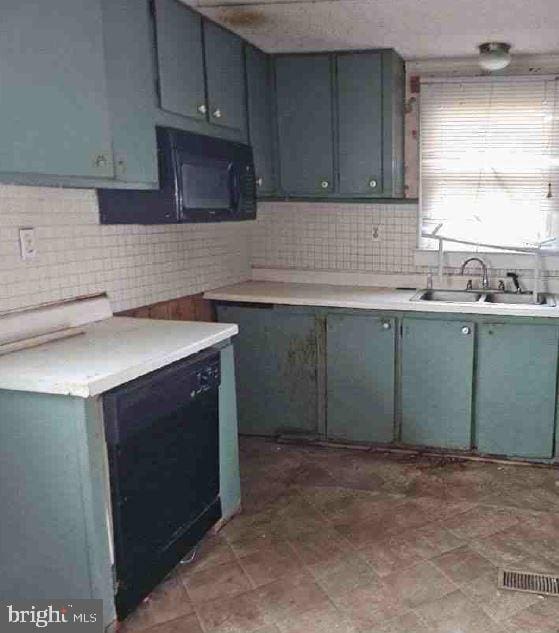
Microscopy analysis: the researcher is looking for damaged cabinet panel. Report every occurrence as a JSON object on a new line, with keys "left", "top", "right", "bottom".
{"left": 401, "top": 317, "right": 474, "bottom": 449}
{"left": 327, "top": 314, "right": 395, "bottom": 443}
{"left": 476, "top": 323, "right": 558, "bottom": 459}
{"left": 216, "top": 304, "right": 319, "bottom": 437}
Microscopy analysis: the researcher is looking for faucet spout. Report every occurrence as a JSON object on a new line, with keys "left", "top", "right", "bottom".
{"left": 460, "top": 257, "right": 489, "bottom": 289}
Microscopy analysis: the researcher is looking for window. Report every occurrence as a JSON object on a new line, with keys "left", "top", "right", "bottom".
{"left": 420, "top": 76, "right": 559, "bottom": 252}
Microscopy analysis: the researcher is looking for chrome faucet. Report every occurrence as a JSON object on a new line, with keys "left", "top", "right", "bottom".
{"left": 460, "top": 257, "right": 489, "bottom": 289}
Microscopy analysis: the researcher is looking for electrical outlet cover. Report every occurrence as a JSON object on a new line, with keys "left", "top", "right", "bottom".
{"left": 19, "top": 227, "right": 37, "bottom": 260}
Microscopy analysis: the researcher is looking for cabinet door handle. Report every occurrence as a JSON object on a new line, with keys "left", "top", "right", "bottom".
{"left": 320, "top": 180, "right": 329, "bottom": 189}
{"left": 256, "top": 177, "right": 263, "bottom": 188}
{"left": 369, "top": 178, "right": 378, "bottom": 189}
{"left": 382, "top": 321, "right": 391, "bottom": 330}
{"left": 197, "top": 103, "right": 207, "bottom": 115}
{"left": 212, "top": 108, "right": 222, "bottom": 119}
{"left": 461, "top": 326, "right": 471, "bottom": 335}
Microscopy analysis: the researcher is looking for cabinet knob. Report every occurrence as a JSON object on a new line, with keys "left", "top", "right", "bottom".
{"left": 382, "top": 321, "right": 391, "bottom": 330}
{"left": 461, "top": 326, "right": 471, "bottom": 335}
{"left": 256, "top": 177, "right": 263, "bottom": 188}
{"left": 320, "top": 180, "right": 330, "bottom": 189}
{"left": 93, "top": 153, "right": 108, "bottom": 169}
{"left": 197, "top": 103, "right": 207, "bottom": 115}
{"left": 213, "top": 108, "right": 222, "bottom": 119}
{"left": 369, "top": 178, "right": 378, "bottom": 189}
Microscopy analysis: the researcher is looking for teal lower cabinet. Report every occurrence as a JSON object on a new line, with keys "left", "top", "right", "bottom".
{"left": 216, "top": 304, "right": 319, "bottom": 436}
{"left": 475, "top": 323, "right": 559, "bottom": 458}
{"left": 401, "top": 317, "right": 474, "bottom": 449}
{"left": 326, "top": 314, "right": 395, "bottom": 443}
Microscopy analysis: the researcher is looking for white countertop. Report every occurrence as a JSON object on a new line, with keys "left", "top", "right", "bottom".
{"left": 0, "top": 317, "right": 238, "bottom": 397}
{"left": 205, "top": 280, "right": 559, "bottom": 318}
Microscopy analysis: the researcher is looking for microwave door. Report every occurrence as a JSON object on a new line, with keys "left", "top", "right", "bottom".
{"left": 178, "top": 154, "right": 236, "bottom": 221}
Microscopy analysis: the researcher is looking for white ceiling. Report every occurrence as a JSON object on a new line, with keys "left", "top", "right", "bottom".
{"left": 182, "top": 0, "right": 559, "bottom": 59}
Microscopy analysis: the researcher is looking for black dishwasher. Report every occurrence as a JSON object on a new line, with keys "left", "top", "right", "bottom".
{"left": 103, "top": 349, "right": 221, "bottom": 619}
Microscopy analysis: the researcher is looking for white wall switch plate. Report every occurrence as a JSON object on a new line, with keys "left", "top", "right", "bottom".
{"left": 372, "top": 226, "right": 381, "bottom": 242}
{"left": 19, "top": 228, "right": 37, "bottom": 260}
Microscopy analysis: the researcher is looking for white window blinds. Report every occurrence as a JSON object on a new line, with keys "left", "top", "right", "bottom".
{"left": 420, "top": 76, "right": 559, "bottom": 251}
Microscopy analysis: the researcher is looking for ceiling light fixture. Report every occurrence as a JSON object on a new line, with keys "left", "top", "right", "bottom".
{"left": 478, "top": 42, "right": 512, "bottom": 71}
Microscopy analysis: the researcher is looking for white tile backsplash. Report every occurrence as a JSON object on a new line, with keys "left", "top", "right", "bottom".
{"left": 251, "top": 201, "right": 559, "bottom": 286}
{"left": 0, "top": 185, "right": 251, "bottom": 314}
{"left": 3, "top": 189, "right": 557, "bottom": 317}
{"left": 251, "top": 201, "right": 423, "bottom": 275}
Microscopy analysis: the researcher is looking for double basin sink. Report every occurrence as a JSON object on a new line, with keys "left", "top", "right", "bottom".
{"left": 411, "top": 289, "right": 557, "bottom": 307}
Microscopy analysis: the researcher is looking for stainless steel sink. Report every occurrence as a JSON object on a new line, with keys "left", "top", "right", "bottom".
{"left": 411, "top": 288, "right": 557, "bottom": 307}
{"left": 483, "top": 292, "right": 557, "bottom": 306}
{"left": 411, "top": 290, "right": 483, "bottom": 303}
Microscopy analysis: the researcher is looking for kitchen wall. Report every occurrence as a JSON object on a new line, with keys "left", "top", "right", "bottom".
{"left": 0, "top": 185, "right": 251, "bottom": 314}
{"left": 252, "top": 201, "right": 422, "bottom": 275}
{"left": 251, "top": 201, "right": 559, "bottom": 285}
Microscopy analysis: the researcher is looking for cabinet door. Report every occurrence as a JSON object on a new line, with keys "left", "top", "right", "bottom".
{"left": 204, "top": 22, "right": 245, "bottom": 132}
{"left": 154, "top": 0, "right": 206, "bottom": 121}
{"left": 216, "top": 305, "right": 318, "bottom": 436}
{"left": 327, "top": 314, "right": 395, "bottom": 443}
{"left": 401, "top": 318, "right": 474, "bottom": 449}
{"left": 337, "top": 52, "right": 383, "bottom": 196}
{"left": 275, "top": 55, "right": 334, "bottom": 195}
{"left": 476, "top": 323, "right": 558, "bottom": 458}
{"left": 102, "top": 0, "right": 158, "bottom": 185}
{"left": 0, "top": 0, "right": 113, "bottom": 178}
{"left": 245, "top": 45, "right": 276, "bottom": 195}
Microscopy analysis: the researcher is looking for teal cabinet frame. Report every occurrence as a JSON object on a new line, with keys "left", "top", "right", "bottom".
{"left": 275, "top": 54, "right": 335, "bottom": 196}
{"left": 245, "top": 45, "right": 277, "bottom": 196}
{"left": 476, "top": 323, "right": 559, "bottom": 458}
{"left": 102, "top": 0, "right": 158, "bottom": 187}
{"left": 216, "top": 302, "right": 559, "bottom": 461}
{"left": 204, "top": 22, "right": 246, "bottom": 133}
{"left": 0, "top": 0, "right": 113, "bottom": 180}
{"left": 327, "top": 313, "right": 396, "bottom": 443}
{"left": 401, "top": 317, "right": 474, "bottom": 449}
{"left": 154, "top": 0, "right": 206, "bottom": 122}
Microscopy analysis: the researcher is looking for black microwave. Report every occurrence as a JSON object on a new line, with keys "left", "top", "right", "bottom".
{"left": 98, "top": 127, "right": 256, "bottom": 224}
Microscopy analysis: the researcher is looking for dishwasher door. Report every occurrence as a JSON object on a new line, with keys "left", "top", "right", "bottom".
{"left": 103, "top": 349, "right": 221, "bottom": 619}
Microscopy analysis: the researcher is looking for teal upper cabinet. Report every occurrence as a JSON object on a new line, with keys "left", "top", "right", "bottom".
{"left": 204, "top": 22, "right": 245, "bottom": 131}
{"left": 245, "top": 45, "right": 276, "bottom": 196}
{"left": 476, "top": 323, "right": 559, "bottom": 459}
{"left": 153, "top": 0, "right": 245, "bottom": 136}
{"left": 337, "top": 52, "right": 382, "bottom": 196}
{"left": 0, "top": 0, "right": 113, "bottom": 179}
{"left": 401, "top": 318, "right": 474, "bottom": 449}
{"left": 154, "top": 0, "right": 206, "bottom": 121}
{"left": 101, "top": 0, "right": 158, "bottom": 186}
{"left": 337, "top": 51, "right": 400, "bottom": 197}
{"left": 273, "top": 49, "right": 404, "bottom": 199}
{"left": 327, "top": 314, "right": 395, "bottom": 443}
{"left": 275, "top": 55, "right": 335, "bottom": 196}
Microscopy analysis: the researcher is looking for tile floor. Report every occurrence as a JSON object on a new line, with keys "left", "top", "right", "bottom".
{"left": 121, "top": 438, "right": 559, "bottom": 633}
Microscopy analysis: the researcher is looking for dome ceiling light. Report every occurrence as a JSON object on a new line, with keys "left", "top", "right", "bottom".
{"left": 478, "top": 42, "right": 512, "bottom": 71}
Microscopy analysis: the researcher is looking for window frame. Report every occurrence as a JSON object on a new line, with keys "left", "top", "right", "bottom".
{"left": 415, "top": 73, "right": 559, "bottom": 268}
